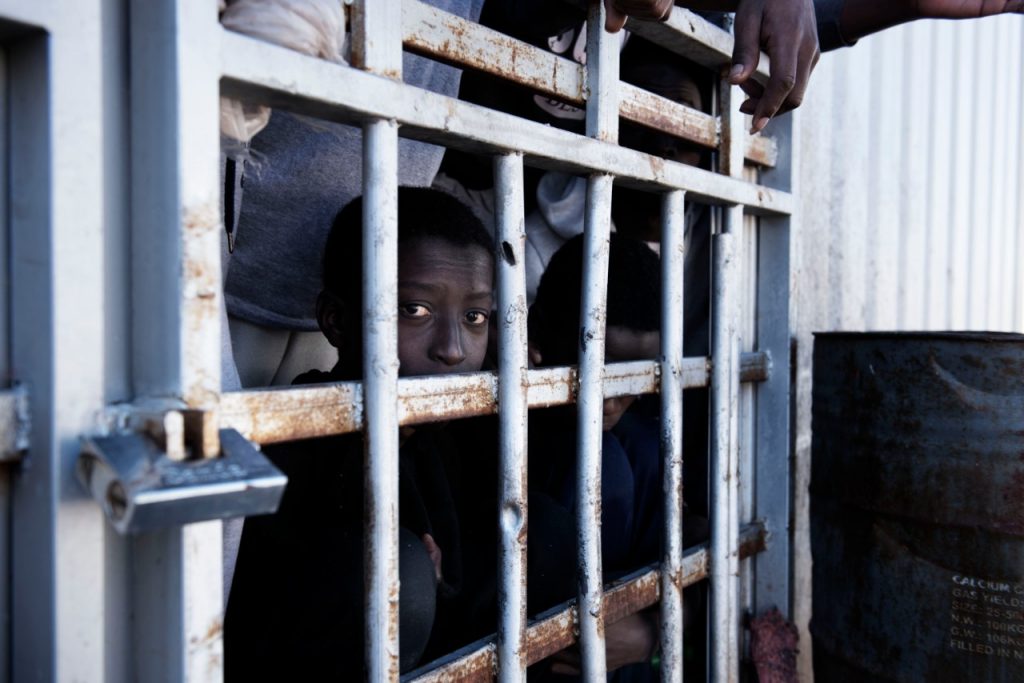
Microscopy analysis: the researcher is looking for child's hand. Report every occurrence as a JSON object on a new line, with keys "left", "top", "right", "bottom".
{"left": 421, "top": 533, "right": 443, "bottom": 584}
{"left": 549, "top": 611, "right": 658, "bottom": 674}
{"left": 603, "top": 0, "right": 676, "bottom": 33}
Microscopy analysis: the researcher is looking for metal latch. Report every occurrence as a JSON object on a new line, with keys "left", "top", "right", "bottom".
{"left": 77, "top": 418, "right": 287, "bottom": 534}
{"left": 0, "top": 385, "right": 30, "bottom": 462}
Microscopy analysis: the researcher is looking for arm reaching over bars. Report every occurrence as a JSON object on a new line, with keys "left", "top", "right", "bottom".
{"left": 603, "top": 0, "right": 820, "bottom": 133}
{"left": 604, "top": 0, "right": 1021, "bottom": 132}
{"left": 817, "top": 0, "right": 1024, "bottom": 50}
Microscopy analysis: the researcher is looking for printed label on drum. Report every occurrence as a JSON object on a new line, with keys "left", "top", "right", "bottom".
{"left": 949, "top": 574, "right": 1024, "bottom": 660}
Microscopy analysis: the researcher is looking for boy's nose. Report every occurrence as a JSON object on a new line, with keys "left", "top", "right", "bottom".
{"left": 430, "top": 320, "right": 466, "bottom": 367}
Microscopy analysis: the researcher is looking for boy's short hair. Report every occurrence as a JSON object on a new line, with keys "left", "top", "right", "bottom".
{"left": 323, "top": 186, "right": 494, "bottom": 303}
{"left": 529, "top": 233, "right": 660, "bottom": 366}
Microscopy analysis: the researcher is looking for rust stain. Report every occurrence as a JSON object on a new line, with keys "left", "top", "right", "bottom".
{"left": 222, "top": 355, "right": 748, "bottom": 445}
{"left": 406, "top": 645, "right": 496, "bottom": 682}
{"left": 205, "top": 618, "right": 224, "bottom": 643}
{"left": 408, "top": 523, "right": 770, "bottom": 680}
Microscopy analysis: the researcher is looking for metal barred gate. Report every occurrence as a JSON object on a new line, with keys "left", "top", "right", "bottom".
{"left": 0, "top": 1, "right": 793, "bottom": 680}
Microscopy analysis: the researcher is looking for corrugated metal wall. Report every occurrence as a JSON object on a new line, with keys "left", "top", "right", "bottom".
{"left": 788, "top": 15, "right": 1024, "bottom": 680}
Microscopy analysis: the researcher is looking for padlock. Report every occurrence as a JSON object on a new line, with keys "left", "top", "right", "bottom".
{"left": 77, "top": 428, "right": 287, "bottom": 534}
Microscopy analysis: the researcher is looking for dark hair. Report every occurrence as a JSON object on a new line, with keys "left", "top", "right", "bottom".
{"left": 323, "top": 186, "right": 494, "bottom": 302}
{"left": 529, "top": 233, "right": 660, "bottom": 366}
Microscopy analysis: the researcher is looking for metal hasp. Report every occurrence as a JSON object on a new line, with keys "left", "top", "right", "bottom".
{"left": 0, "top": 386, "right": 30, "bottom": 461}
{"left": 77, "top": 427, "right": 286, "bottom": 534}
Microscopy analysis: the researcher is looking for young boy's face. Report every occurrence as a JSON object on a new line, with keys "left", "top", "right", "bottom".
{"left": 602, "top": 324, "right": 659, "bottom": 431}
{"left": 397, "top": 236, "right": 494, "bottom": 377}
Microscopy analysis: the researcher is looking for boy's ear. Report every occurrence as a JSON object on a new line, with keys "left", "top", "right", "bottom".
{"left": 316, "top": 290, "right": 347, "bottom": 350}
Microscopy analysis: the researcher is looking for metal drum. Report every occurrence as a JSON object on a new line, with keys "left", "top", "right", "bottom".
{"left": 811, "top": 332, "right": 1024, "bottom": 682}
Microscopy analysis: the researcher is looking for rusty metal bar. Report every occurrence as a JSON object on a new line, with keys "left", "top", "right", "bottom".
{"left": 624, "top": 6, "right": 770, "bottom": 81}
{"left": 659, "top": 190, "right": 686, "bottom": 679}
{"left": 351, "top": 0, "right": 403, "bottom": 79}
{"left": 401, "top": 0, "right": 582, "bottom": 105}
{"left": 494, "top": 152, "right": 529, "bottom": 682}
{"left": 572, "top": 6, "right": 619, "bottom": 676}
{"left": 400, "top": 1, "right": 776, "bottom": 167}
{"left": 219, "top": 31, "right": 794, "bottom": 216}
{"left": 620, "top": 83, "right": 778, "bottom": 168}
{"left": 404, "top": 522, "right": 768, "bottom": 682}
{"left": 354, "top": 1, "right": 403, "bottom": 678}
{"left": 219, "top": 353, "right": 771, "bottom": 445}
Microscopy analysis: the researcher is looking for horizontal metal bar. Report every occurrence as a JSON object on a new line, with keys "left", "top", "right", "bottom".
{"left": 620, "top": 83, "right": 777, "bottom": 167}
{"left": 401, "top": 1, "right": 776, "bottom": 167}
{"left": 219, "top": 31, "right": 793, "bottom": 215}
{"left": 0, "top": 386, "right": 29, "bottom": 461}
{"left": 625, "top": 7, "right": 771, "bottom": 82}
{"left": 404, "top": 521, "right": 768, "bottom": 682}
{"left": 220, "top": 352, "right": 770, "bottom": 444}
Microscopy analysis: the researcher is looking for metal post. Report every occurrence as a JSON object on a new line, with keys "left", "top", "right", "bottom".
{"left": 494, "top": 153, "right": 529, "bottom": 682}
{"left": 129, "top": 0, "right": 224, "bottom": 679}
{"left": 362, "top": 121, "right": 401, "bottom": 681}
{"left": 352, "top": 2, "right": 403, "bottom": 679}
{"left": 710, "top": 227, "right": 740, "bottom": 683}
{"left": 659, "top": 190, "right": 687, "bottom": 680}
{"left": 754, "top": 113, "right": 795, "bottom": 616}
{"left": 0, "top": 46, "right": 8, "bottom": 682}
{"left": 709, "top": 60, "right": 747, "bottom": 682}
{"left": 576, "top": 3, "right": 619, "bottom": 678}
{"left": 577, "top": 174, "right": 613, "bottom": 682}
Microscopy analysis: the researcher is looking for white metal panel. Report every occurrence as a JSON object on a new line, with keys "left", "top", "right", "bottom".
{"left": 923, "top": 20, "right": 955, "bottom": 331}
{"left": 865, "top": 29, "right": 903, "bottom": 330}
{"left": 791, "top": 15, "right": 1024, "bottom": 681}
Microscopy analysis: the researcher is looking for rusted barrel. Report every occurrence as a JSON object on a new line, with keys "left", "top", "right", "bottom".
{"left": 811, "top": 332, "right": 1024, "bottom": 682}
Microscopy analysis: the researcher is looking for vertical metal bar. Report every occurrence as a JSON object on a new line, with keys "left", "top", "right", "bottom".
{"left": 8, "top": 29, "right": 60, "bottom": 683}
{"left": 585, "top": 1, "right": 619, "bottom": 145}
{"left": 0, "top": 48, "right": 9, "bottom": 681}
{"left": 362, "top": 121, "right": 401, "bottom": 682}
{"left": 737, "top": 199, "right": 757, "bottom": 637}
{"left": 576, "top": 4, "right": 619, "bottom": 678}
{"left": 659, "top": 190, "right": 686, "bottom": 680}
{"left": 494, "top": 153, "right": 529, "bottom": 682}
{"left": 131, "top": 0, "right": 222, "bottom": 412}
{"left": 754, "top": 113, "right": 794, "bottom": 617}
{"left": 129, "top": 1, "right": 224, "bottom": 679}
{"left": 710, "top": 227, "right": 739, "bottom": 683}
{"left": 577, "top": 174, "right": 613, "bottom": 682}
{"left": 351, "top": 0, "right": 403, "bottom": 79}
{"left": 353, "top": 2, "right": 403, "bottom": 679}
{"left": 710, "top": 63, "right": 746, "bottom": 683}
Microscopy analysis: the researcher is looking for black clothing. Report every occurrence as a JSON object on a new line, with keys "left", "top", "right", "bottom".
{"left": 225, "top": 370, "right": 574, "bottom": 678}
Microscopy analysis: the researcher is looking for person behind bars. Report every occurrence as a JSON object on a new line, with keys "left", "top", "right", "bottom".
{"left": 225, "top": 187, "right": 574, "bottom": 677}
{"left": 527, "top": 233, "right": 710, "bottom": 678}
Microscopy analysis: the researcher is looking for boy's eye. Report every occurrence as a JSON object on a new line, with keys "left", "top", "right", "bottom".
{"left": 400, "top": 303, "right": 430, "bottom": 318}
{"left": 465, "top": 310, "right": 488, "bottom": 325}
